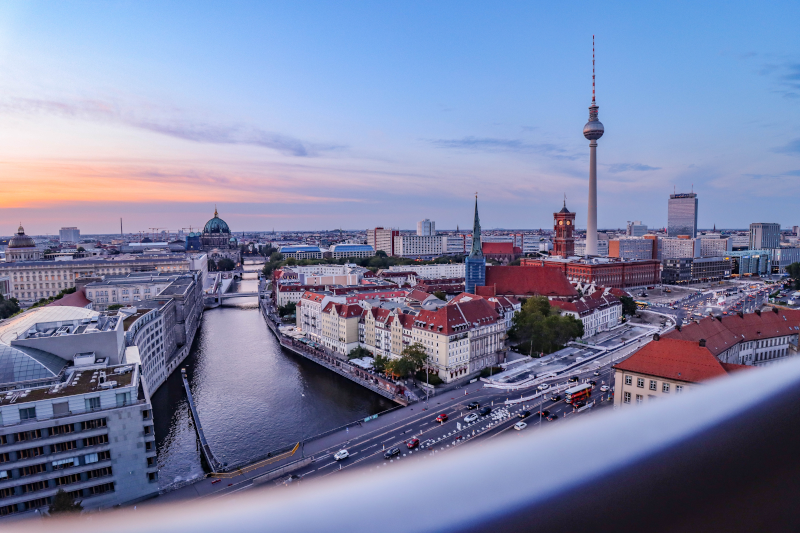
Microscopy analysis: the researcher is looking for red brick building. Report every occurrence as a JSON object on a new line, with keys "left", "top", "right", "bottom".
{"left": 521, "top": 257, "right": 661, "bottom": 289}
{"left": 476, "top": 265, "right": 577, "bottom": 299}
{"left": 552, "top": 202, "right": 576, "bottom": 258}
{"left": 481, "top": 242, "right": 521, "bottom": 264}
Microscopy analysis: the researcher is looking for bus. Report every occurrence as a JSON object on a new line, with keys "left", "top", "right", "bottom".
{"left": 564, "top": 383, "right": 592, "bottom": 405}
{"left": 635, "top": 301, "right": 648, "bottom": 310}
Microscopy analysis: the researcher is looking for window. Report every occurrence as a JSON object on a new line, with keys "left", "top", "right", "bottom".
{"left": 649, "top": 380, "right": 657, "bottom": 391}
{"left": 52, "top": 440, "right": 77, "bottom": 453}
{"left": 50, "top": 423, "right": 74, "bottom": 436}
{"left": 623, "top": 392, "right": 631, "bottom": 404}
{"left": 85, "top": 397, "right": 101, "bottom": 411}
{"left": 83, "top": 435, "right": 108, "bottom": 447}
{"left": 82, "top": 418, "right": 106, "bottom": 430}
{"left": 21, "top": 463, "right": 47, "bottom": 477}
{"left": 52, "top": 402, "right": 70, "bottom": 416}
{"left": 624, "top": 375, "right": 632, "bottom": 385}
{"left": 663, "top": 383, "right": 670, "bottom": 393}
{"left": 637, "top": 378, "right": 645, "bottom": 388}
{"left": 24, "top": 497, "right": 50, "bottom": 510}
{"left": 148, "top": 471, "right": 158, "bottom": 482}
{"left": 19, "top": 407, "right": 36, "bottom": 421}
{"left": 0, "top": 487, "right": 14, "bottom": 499}
{"left": 18, "top": 447, "right": 44, "bottom": 459}
{"left": 0, "top": 454, "right": 8, "bottom": 463}
{"left": 89, "top": 482, "right": 115, "bottom": 495}
{"left": 56, "top": 473, "right": 82, "bottom": 486}
{"left": 87, "top": 466, "right": 112, "bottom": 479}
{"left": 676, "top": 385, "right": 684, "bottom": 393}
{"left": 636, "top": 394, "right": 643, "bottom": 404}
{"left": 52, "top": 457, "right": 77, "bottom": 470}
{"left": 15, "top": 429, "right": 42, "bottom": 442}
{"left": 115, "top": 392, "right": 131, "bottom": 407}
{"left": 21, "top": 481, "right": 48, "bottom": 493}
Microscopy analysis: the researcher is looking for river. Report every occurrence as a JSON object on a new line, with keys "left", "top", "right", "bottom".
{"left": 150, "top": 262, "right": 394, "bottom": 488}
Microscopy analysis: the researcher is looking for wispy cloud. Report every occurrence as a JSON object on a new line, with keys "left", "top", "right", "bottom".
{"left": 605, "top": 163, "right": 661, "bottom": 173}
{"left": 774, "top": 139, "right": 800, "bottom": 155}
{"left": 0, "top": 97, "right": 344, "bottom": 157}
{"left": 429, "top": 136, "right": 579, "bottom": 160}
{"left": 758, "top": 60, "right": 800, "bottom": 99}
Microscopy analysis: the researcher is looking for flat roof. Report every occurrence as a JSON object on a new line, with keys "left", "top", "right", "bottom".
{"left": 0, "top": 307, "right": 99, "bottom": 345}
{"left": 0, "top": 364, "right": 136, "bottom": 405}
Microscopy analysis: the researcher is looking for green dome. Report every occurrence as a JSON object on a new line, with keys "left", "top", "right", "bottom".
{"left": 203, "top": 208, "right": 230, "bottom": 234}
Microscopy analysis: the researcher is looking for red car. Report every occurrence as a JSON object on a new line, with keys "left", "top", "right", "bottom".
{"left": 436, "top": 413, "right": 448, "bottom": 423}
{"left": 406, "top": 438, "right": 420, "bottom": 449}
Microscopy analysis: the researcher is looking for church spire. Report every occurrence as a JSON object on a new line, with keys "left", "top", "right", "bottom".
{"left": 469, "top": 194, "right": 483, "bottom": 258}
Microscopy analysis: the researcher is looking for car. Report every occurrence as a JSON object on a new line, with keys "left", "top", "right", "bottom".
{"left": 536, "top": 410, "right": 550, "bottom": 418}
{"left": 479, "top": 406, "right": 492, "bottom": 416}
{"left": 406, "top": 438, "right": 419, "bottom": 449}
{"left": 435, "top": 413, "right": 448, "bottom": 423}
{"left": 453, "top": 435, "right": 464, "bottom": 444}
{"left": 589, "top": 380, "right": 597, "bottom": 386}
{"left": 467, "top": 401, "right": 480, "bottom": 410}
{"left": 574, "top": 401, "right": 586, "bottom": 409}
{"left": 600, "top": 385, "right": 610, "bottom": 392}
{"left": 518, "top": 410, "right": 531, "bottom": 419}
{"left": 546, "top": 413, "right": 559, "bottom": 421}
{"left": 514, "top": 422, "right": 527, "bottom": 431}
{"left": 537, "top": 383, "right": 550, "bottom": 391}
{"left": 593, "top": 370, "right": 600, "bottom": 376}
{"left": 282, "top": 474, "right": 301, "bottom": 486}
{"left": 568, "top": 376, "right": 579, "bottom": 383}
{"left": 333, "top": 449, "right": 349, "bottom": 461}
{"left": 550, "top": 394, "right": 562, "bottom": 402}
{"left": 384, "top": 447, "right": 401, "bottom": 459}
{"left": 464, "top": 413, "right": 479, "bottom": 424}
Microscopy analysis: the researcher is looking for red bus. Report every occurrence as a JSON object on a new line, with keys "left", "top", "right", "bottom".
{"left": 564, "top": 383, "right": 592, "bottom": 405}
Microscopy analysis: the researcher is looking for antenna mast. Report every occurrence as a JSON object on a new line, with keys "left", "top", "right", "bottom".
{"left": 592, "top": 35, "right": 596, "bottom": 103}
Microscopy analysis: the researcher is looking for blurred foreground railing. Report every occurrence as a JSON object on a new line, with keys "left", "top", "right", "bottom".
{"left": 14, "top": 357, "right": 800, "bottom": 532}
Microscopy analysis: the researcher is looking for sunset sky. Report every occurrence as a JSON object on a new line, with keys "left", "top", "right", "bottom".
{"left": 1, "top": 1, "right": 799, "bottom": 235}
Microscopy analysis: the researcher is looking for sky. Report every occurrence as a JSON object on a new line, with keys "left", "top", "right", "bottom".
{"left": 1, "top": 1, "right": 799, "bottom": 235}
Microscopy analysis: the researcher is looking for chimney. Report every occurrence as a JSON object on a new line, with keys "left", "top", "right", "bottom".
{"left": 652, "top": 333, "right": 660, "bottom": 341}
{"left": 755, "top": 309, "right": 761, "bottom": 316}
{"left": 738, "top": 311, "right": 744, "bottom": 318}
{"left": 699, "top": 338, "right": 706, "bottom": 347}
{"left": 773, "top": 307, "right": 779, "bottom": 314}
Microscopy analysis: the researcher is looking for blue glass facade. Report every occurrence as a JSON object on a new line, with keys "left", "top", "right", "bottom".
{"left": 465, "top": 256, "right": 486, "bottom": 294}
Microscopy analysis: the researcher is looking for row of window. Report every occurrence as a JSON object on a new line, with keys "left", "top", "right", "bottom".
{"left": 0, "top": 419, "right": 106, "bottom": 445}
{"left": 0, "top": 482, "right": 117, "bottom": 515}
{"left": 624, "top": 375, "right": 684, "bottom": 394}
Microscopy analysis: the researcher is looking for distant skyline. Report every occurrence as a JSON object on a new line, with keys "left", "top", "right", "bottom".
{"left": 1, "top": 1, "right": 800, "bottom": 234}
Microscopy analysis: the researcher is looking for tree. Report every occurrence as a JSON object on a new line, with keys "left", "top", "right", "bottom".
{"left": 348, "top": 346, "right": 371, "bottom": 360}
{"left": 385, "top": 357, "right": 415, "bottom": 378}
{"left": 619, "top": 296, "right": 638, "bottom": 316}
{"left": 433, "top": 291, "right": 447, "bottom": 302}
{"left": 76, "top": 246, "right": 86, "bottom": 252}
{"left": 49, "top": 488, "right": 83, "bottom": 515}
{"left": 0, "top": 294, "right": 20, "bottom": 320}
{"left": 401, "top": 343, "right": 428, "bottom": 370}
{"left": 269, "top": 251, "right": 284, "bottom": 262}
{"left": 107, "top": 304, "right": 123, "bottom": 311}
{"left": 372, "top": 353, "right": 389, "bottom": 373}
{"left": 786, "top": 262, "right": 800, "bottom": 289}
{"left": 216, "top": 258, "right": 236, "bottom": 271}
{"left": 509, "top": 296, "right": 584, "bottom": 355}
{"left": 207, "top": 259, "right": 217, "bottom": 272}
{"left": 278, "top": 301, "right": 296, "bottom": 317}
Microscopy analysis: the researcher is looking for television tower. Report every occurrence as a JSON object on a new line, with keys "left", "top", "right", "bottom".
{"left": 583, "top": 35, "right": 604, "bottom": 256}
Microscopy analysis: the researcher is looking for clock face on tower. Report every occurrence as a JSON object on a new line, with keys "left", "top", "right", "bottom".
{"left": 558, "top": 221, "right": 563, "bottom": 226}
{"left": 566, "top": 221, "right": 571, "bottom": 226}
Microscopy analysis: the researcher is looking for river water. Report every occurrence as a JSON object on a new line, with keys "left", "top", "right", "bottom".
{"left": 151, "top": 263, "right": 394, "bottom": 488}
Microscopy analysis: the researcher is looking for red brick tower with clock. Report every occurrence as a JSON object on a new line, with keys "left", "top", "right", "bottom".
{"left": 552, "top": 199, "right": 576, "bottom": 258}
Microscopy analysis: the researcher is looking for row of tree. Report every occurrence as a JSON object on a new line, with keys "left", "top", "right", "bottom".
{"left": 208, "top": 258, "right": 236, "bottom": 272}
{"left": 786, "top": 262, "right": 800, "bottom": 290}
{"left": 508, "top": 296, "right": 585, "bottom": 356}
{"left": 348, "top": 342, "right": 429, "bottom": 378}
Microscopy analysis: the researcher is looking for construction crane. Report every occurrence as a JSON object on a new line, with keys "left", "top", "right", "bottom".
{"left": 149, "top": 228, "right": 163, "bottom": 241}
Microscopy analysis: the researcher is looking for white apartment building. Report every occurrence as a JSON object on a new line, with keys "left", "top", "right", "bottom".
{"left": 442, "top": 235, "right": 467, "bottom": 255}
{"left": 393, "top": 235, "right": 443, "bottom": 257}
{"left": 387, "top": 263, "right": 465, "bottom": 279}
{"left": 366, "top": 228, "right": 399, "bottom": 256}
{"left": 59, "top": 227, "right": 81, "bottom": 243}
{"left": 661, "top": 237, "right": 701, "bottom": 259}
{"left": 551, "top": 293, "right": 622, "bottom": 338}
{"left": 700, "top": 237, "right": 732, "bottom": 258}
{"left": 417, "top": 219, "right": 435, "bottom": 236}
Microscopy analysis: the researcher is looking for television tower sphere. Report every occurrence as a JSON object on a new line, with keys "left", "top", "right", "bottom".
{"left": 583, "top": 103, "right": 604, "bottom": 141}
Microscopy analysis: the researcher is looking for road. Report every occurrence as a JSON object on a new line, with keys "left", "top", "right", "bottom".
{"left": 645, "top": 283, "right": 772, "bottom": 324}
{"left": 202, "top": 363, "right": 616, "bottom": 497}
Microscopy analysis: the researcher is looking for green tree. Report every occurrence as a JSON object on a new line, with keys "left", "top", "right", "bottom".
{"left": 619, "top": 296, "right": 638, "bottom": 316}
{"left": 76, "top": 246, "right": 86, "bottom": 252}
{"left": 270, "top": 251, "right": 284, "bottom": 262}
{"left": 0, "top": 294, "right": 20, "bottom": 320}
{"left": 372, "top": 352, "right": 389, "bottom": 373}
{"left": 509, "top": 296, "right": 584, "bottom": 355}
{"left": 48, "top": 488, "right": 83, "bottom": 515}
{"left": 432, "top": 291, "right": 447, "bottom": 302}
{"left": 386, "top": 356, "right": 415, "bottom": 378}
{"left": 208, "top": 259, "right": 218, "bottom": 272}
{"left": 348, "top": 346, "right": 372, "bottom": 360}
{"left": 786, "top": 262, "right": 800, "bottom": 289}
{"left": 401, "top": 342, "right": 428, "bottom": 370}
{"left": 278, "top": 301, "right": 296, "bottom": 317}
{"left": 107, "top": 304, "right": 123, "bottom": 311}
{"left": 216, "top": 258, "right": 236, "bottom": 271}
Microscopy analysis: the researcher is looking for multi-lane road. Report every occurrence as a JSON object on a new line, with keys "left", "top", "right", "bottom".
{"left": 645, "top": 283, "right": 772, "bottom": 324}
{"left": 205, "top": 363, "right": 617, "bottom": 496}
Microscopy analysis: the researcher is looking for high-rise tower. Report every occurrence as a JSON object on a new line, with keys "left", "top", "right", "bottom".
{"left": 465, "top": 195, "right": 486, "bottom": 294}
{"left": 583, "top": 36, "right": 604, "bottom": 256}
{"left": 552, "top": 198, "right": 576, "bottom": 258}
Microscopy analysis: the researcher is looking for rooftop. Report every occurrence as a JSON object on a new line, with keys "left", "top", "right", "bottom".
{"left": 0, "top": 363, "right": 136, "bottom": 406}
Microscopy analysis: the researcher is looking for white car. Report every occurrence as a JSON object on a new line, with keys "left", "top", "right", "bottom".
{"left": 464, "top": 413, "right": 479, "bottom": 424}
{"left": 600, "top": 385, "right": 610, "bottom": 392}
{"left": 513, "top": 422, "right": 527, "bottom": 431}
{"left": 537, "top": 383, "right": 550, "bottom": 391}
{"left": 333, "top": 449, "right": 349, "bottom": 461}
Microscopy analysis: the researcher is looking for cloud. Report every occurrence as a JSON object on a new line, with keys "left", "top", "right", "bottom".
{"left": 430, "top": 136, "right": 579, "bottom": 160}
{"left": 0, "top": 97, "right": 343, "bottom": 157}
{"left": 758, "top": 60, "right": 800, "bottom": 99}
{"left": 605, "top": 163, "right": 661, "bottom": 173}
{"left": 744, "top": 169, "right": 800, "bottom": 180}
{"left": 774, "top": 139, "right": 800, "bottom": 155}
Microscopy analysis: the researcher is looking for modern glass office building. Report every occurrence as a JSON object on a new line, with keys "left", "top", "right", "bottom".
{"left": 667, "top": 193, "right": 698, "bottom": 238}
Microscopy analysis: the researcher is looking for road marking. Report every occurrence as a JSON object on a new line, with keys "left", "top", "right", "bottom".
{"left": 381, "top": 436, "right": 395, "bottom": 443}
{"left": 318, "top": 462, "right": 336, "bottom": 469}
{"left": 301, "top": 470, "right": 315, "bottom": 476}
{"left": 362, "top": 444, "right": 377, "bottom": 450}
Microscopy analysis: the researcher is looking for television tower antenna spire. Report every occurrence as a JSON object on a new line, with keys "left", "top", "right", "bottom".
{"left": 592, "top": 35, "right": 596, "bottom": 103}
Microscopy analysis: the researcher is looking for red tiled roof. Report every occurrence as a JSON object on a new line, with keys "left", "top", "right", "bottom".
{"left": 481, "top": 266, "right": 577, "bottom": 298}
{"left": 46, "top": 289, "right": 91, "bottom": 309}
{"left": 414, "top": 297, "right": 499, "bottom": 335}
{"left": 482, "top": 242, "right": 515, "bottom": 255}
{"left": 614, "top": 338, "right": 733, "bottom": 383}
{"left": 406, "top": 289, "right": 434, "bottom": 303}
{"left": 551, "top": 293, "right": 620, "bottom": 316}
{"left": 323, "top": 302, "right": 363, "bottom": 318}
{"left": 663, "top": 308, "right": 800, "bottom": 357}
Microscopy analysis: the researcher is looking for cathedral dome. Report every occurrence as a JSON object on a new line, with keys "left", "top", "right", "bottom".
{"left": 8, "top": 225, "right": 35, "bottom": 249}
{"left": 203, "top": 208, "right": 231, "bottom": 234}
